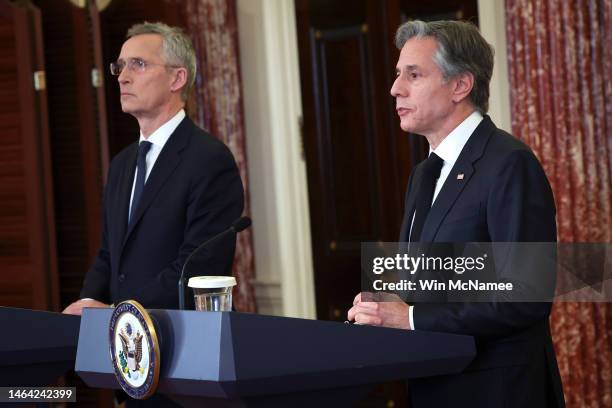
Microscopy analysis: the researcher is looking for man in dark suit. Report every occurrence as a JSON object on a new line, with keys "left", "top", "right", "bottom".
{"left": 63, "top": 22, "right": 243, "bottom": 315}
{"left": 347, "top": 20, "right": 565, "bottom": 407}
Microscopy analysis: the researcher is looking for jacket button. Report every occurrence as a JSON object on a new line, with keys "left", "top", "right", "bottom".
{"left": 118, "top": 274, "right": 125, "bottom": 283}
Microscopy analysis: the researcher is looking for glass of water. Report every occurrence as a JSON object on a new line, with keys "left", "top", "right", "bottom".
{"left": 188, "top": 276, "right": 237, "bottom": 312}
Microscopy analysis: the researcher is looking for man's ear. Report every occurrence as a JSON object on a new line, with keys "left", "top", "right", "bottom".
{"left": 451, "top": 72, "right": 474, "bottom": 104}
{"left": 170, "top": 67, "right": 188, "bottom": 94}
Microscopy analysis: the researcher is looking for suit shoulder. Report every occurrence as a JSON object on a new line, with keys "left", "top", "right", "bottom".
{"left": 184, "top": 123, "right": 229, "bottom": 153}
{"left": 483, "top": 128, "right": 541, "bottom": 164}
{"left": 487, "top": 128, "right": 532, "bottom": 153}
{"left": 479, "top": 130, "right": 552, "bottom": 196}
{"left": 186, "top": 123, "right": 234, "bottom": 158}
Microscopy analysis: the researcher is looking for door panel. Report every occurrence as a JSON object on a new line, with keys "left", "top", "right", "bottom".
{"left": 0, "top": 0, "right": 59, "bottom": 310}
{"left": 34, "top": 0, "right": 109, "bottom": 310}
{"left": 312, "top": 25, "right": 381, "bottom": 245}
{"left": 296, "top": 0, "right": 407, "bottom": 325}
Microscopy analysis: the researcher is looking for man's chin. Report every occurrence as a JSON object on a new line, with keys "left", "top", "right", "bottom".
{"left": 400, "top": 117, "right": 427, "bottom": 134}
{"left": 120, "top": 104, "right": 135, "bottom": 114}
{"left": 400, "top": 121, "right": 416, "bottom": 133}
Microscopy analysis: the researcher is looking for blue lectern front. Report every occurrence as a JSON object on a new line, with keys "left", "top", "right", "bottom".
{"left": 75, "top": 309, "right": 475, "bottom": 407}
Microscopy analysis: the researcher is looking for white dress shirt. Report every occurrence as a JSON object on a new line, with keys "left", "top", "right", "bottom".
{"left": 128, "top": 109, "right": 186, "bottom": 217}
{"left": 408, "top": 110, "right": 484, "bottom": 330}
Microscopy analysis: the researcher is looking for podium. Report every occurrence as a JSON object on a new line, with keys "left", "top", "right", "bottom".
{"left": 76, "top": 308, "right": 476, "bottom": 407}
{"left": 0, "top": 307, "right": 80, "bottom": 386}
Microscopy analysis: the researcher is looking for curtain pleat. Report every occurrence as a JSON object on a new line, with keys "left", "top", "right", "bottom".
{"left": 506, "top": 0, "right": 612, "bottom": 406}
{"left": 182, "top": 0, "right": 257, "bottom": 313}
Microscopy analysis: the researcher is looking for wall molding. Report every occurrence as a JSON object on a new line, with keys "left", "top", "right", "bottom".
{"left": 252, "top": 279, "right": 283, "bottom": 316}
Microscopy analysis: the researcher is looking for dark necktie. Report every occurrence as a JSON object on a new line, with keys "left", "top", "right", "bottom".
{"left": 409, "top": 152, "right": 444, "bottom": 242}
{"left": 130, "top": 141, "right": 152, "bottom": 223}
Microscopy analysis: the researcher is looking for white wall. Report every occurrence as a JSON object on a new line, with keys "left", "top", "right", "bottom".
{"left": 236, "top": 0, "right": 512, "bottom": 317}
{"left": 237, "top": 0, "right": 316, "bottom": 319}
{"left": 478, "top": 0, "right": 512, "bottom": 132}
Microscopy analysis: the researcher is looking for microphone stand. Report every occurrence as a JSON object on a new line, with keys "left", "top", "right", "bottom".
{"left": 178, "top": 217, "right": 251, "bottom": 310}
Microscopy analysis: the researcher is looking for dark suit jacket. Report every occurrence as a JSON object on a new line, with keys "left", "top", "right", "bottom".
{"left": 400, "top": 116, "right": 565, "bottom": 408}
{"left": 80, "top": 116, "right": 244, "bottom": 309}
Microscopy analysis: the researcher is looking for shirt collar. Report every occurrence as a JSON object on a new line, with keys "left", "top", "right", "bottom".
{"left": 139, "top": 109, "right": 186, "bottom": 148}
{"left": 430, "top": 110, "right": 483, "bottom": 165}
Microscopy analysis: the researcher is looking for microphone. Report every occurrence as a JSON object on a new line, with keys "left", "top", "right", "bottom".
{"left": 178, "top": 216, "right": 252, "bottom": 310}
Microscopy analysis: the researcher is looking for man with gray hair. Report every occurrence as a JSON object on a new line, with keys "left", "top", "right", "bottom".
{"left": 64, "top": 22, "right": 243, "bottom": 317}
{"left": 347, "top": 20, "right": 564, "bottom": 407}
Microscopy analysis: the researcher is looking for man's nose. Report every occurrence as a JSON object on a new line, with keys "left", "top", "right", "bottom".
{"left": 390, "top": 77, "right": 404, "bottom": 98}
{"left": 117, "top": 67, "right": 130, "bottom": 84}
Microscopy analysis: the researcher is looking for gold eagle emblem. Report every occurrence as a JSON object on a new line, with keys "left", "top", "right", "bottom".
{"left": 119, "top": 325, "right": 143, "bottom": 371}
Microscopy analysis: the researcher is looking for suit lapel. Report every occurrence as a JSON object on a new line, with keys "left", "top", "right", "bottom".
{"left": 420, "top": 162, "right": 475, "bottom": 242}
{"left": 420, "top": 116, "right": 496, "bottom": 242}
{"left": 121, "top": 117, "right": 192, "bottom": 250}
{"left": 112, "top": 145, "right": 138, "bottom": 263}
{"left": 400, "top": 166, "right": 424, "bottom": 241}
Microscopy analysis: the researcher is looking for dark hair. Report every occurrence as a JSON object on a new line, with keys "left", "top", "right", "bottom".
{"left": 395, "top": 20, "right": 494, "bottom": 113}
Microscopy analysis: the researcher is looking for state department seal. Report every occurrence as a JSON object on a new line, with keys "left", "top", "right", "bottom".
{"left": 109, "top": 300, "right": 160, "bottom": 399}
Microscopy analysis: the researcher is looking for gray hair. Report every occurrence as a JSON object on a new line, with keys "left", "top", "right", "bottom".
{"left": 395, "top": 20, "right": 494, "bottom": 113}
{"left": 127, "top": 22, "right": 196, "bottom": 101}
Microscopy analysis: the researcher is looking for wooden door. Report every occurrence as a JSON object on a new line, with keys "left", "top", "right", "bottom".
{"left": 32, "top": 0, "right": 110, "bottom": 311}
{"left": 30, "top": 2, "right": 114, "bottom": 404}
{"left": 0, "top": 0, "right": 59, "bottom": 310}
{"left": 295, "top": 0, "right": 411, "bottom": 325}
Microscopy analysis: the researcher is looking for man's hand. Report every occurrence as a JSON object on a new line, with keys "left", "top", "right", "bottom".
{"left": 62, "top": 299, "right": 110, "bottom": 316}
{"left": 347, "top": 292, "right": 410, "bottom": 329}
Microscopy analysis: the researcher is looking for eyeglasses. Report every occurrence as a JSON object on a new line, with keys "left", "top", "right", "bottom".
{"left": 109, "top": 57, "right": 181, "bottom": 76}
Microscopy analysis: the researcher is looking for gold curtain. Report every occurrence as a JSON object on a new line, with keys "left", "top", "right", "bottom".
{"left": 183, "top": 0, "right": 257, "bottom": 313}
{"left": 506, "top": 0, "right": 612, "bottom": 406}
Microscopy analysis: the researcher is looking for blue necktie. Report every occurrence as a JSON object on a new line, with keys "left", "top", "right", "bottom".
{"left": 130, "top": 141, "right": 152, "bottom": 223}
